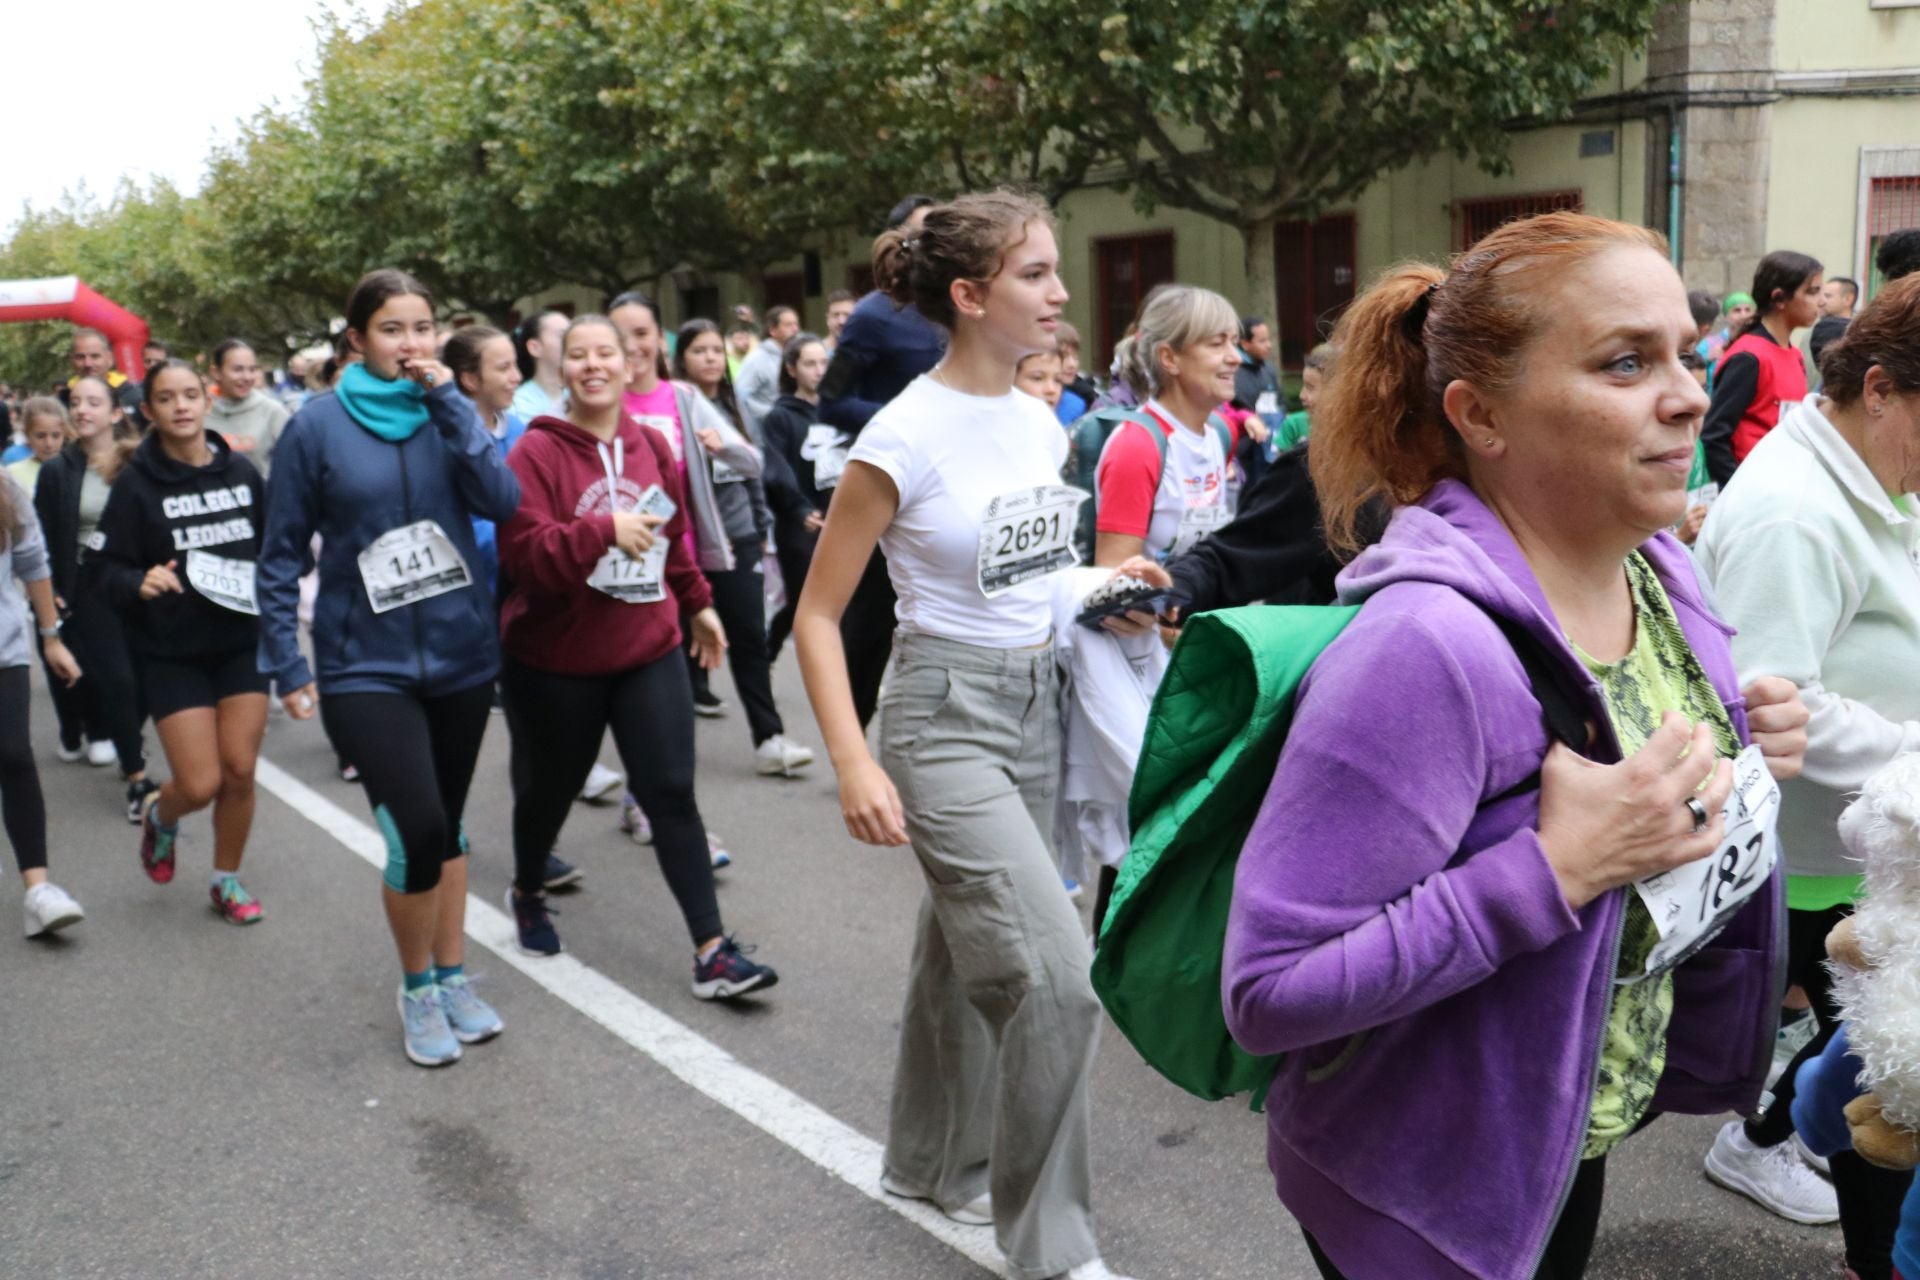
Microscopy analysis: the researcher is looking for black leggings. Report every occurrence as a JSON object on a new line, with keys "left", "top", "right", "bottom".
{"left": 1307, "top": 1156, "right": 1606, "bottom": 1280}
{"left": 39, "top": 634, "right": 85, "bottom": 752}
{"left": 689, "top": 537, "right": 783, "bottom": 746}
{"left": 1748, "top": 903, "right": 1913, "bottom": 1279}
{"left": 766, "top": 517, "right": 817, "bottom": 661}
{"left": 840, "top": 548, "right": 897, "bottom": 731}
{"left": 504, "top": 648, "right": 722, "bottom": 946}
{"left": 320, "top": 683, "right": 492, "bottom": 896}
{"left": 63, "top": 596, "right": 145, "bottom": 774}
{"left": 0, "top": 667, "right": 48, "bottom": 874}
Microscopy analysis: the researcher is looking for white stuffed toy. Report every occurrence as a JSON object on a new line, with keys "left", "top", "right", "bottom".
{"left": 1827, "top": 752, "right": 1920, "bottom": 1166}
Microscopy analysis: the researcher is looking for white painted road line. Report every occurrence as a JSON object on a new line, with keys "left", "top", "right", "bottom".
{"left": 253, "top": 757, "right": 1003, "bottom": 1276}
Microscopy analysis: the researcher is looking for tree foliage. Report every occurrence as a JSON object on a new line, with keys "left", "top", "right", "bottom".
{"left": 1, "top": 0, "right": 1664, "bottom": 384}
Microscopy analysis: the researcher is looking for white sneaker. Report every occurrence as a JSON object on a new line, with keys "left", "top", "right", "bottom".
{"left": 578, "top": 762, "right": 624, "bottom": 803}
{"left": 85, "top": 740, "right": 117, "bottom": 768}
{"left": 56, "top": 741, "right": 85, "bottom": 764}
{"left": 1058, "top": 1260, "right": 1137, "bottom": 1280}
{"left": 754, "top": 734, "right": 815, "bottom": 777}
{"left": 1704, "top": 1119, "right": 1839, "bottom": 1224}
{"left": 1767, "top": 1010, "right": 1818, "bottom": 1090}
{"left": 23, "top": 881, "right": 85, "bottom": 937}
{"left": 879, "top": 1171, "right": 992, "bottom": 1226}
{"left": 1793, "top": 1131, "right": 1833, "bottom": 1178}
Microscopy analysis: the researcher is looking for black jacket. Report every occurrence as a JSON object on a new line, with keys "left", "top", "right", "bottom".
{"left": 761, "top": 394, "right": 835, "bottom": 515}
{"left": 81, "top": 430, "right": 264, "bottom": 659}
{"left": 33, "top": 442, "right": 97, "bottom": 603}
{"left": 1167, "top": 443, "right": 1386, "bottom": 613}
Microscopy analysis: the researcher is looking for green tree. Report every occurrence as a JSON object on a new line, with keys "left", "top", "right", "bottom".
{"left": 1010, "top": 0, "right": 1663, "bottom": 339}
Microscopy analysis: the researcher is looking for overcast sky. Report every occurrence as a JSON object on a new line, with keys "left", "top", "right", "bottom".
{"left": 0, "top": 0, "right": 370, "bottom": 234}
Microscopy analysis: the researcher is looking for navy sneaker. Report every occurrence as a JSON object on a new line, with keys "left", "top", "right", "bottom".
{"left": 125, "top": 777, "right": 160, "bottom": 826}
{"left": 506, "top": 886, "right": 561, "bottom": 957}
{"left": 692, "top": 936, "right": 778, "bottom": 1000}
{"left": 543, "top": 851, "right": 583, "bottom": 891}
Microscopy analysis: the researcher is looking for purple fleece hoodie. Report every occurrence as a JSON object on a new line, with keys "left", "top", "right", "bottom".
{"left": 1223, "top": 478, "right": 1783, "bottom": 1280}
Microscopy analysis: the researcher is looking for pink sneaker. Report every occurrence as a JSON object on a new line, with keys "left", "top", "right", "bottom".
{"left": 210, "top": 876, "right": 264, "bottom": 925}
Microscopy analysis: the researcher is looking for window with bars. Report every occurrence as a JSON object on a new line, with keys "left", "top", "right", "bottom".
{"left": 1094, "top": 232, "right": 1176, "bottom": 374}
{"left": 1455, "top": 191, "right": 1585, "bottom": 250}
{"left": 1273, "top": 214, "right": 1356, "bottom": 370}
{"left": 1867, "top": 175, "right": 1920, "bottom": 296}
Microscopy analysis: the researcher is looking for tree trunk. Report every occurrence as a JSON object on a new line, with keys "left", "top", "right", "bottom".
{"left": 739, "top": 260, "right": 769, "bottom": 319}
{"left": 1240, "top": 214, "right": 1281, "bottom": 356}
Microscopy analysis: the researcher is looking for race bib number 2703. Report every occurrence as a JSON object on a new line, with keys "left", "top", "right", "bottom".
{"left": 977, "top": 485, "right": 1087, "bottom": 597}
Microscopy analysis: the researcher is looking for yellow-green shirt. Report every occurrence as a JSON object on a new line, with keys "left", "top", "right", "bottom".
{"left": 1576, "top": 553, "right": 1741, "bottom": 1158}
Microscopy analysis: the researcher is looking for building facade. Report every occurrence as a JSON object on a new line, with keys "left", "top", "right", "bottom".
{"left": 523, "top": 0, "right": 1919, "bottom": 375}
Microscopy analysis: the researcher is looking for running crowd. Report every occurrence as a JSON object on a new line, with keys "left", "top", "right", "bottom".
{"left": 5, "top": 193, "right": 1920, "bottom": 1280}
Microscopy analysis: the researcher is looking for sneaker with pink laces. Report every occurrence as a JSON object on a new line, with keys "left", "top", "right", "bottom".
{"left": 209, "top": 875, "right": 264, "bottom": 925}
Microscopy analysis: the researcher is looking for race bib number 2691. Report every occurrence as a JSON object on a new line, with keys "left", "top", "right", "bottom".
{"left": 977, "top": 485, "right": 1087, "bottom": 597}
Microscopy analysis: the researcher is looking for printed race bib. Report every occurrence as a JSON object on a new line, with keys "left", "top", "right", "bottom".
{"left": 588, "top": 542, "right": 668, "bottom": 604}
{"left": 1169, "top": 502, "right": 1231, "bottom": 560}
{"left": 1254, "top": 391, "right": 1279, "bottom": 417}
{"left": 1624, "top": 743, "right": 1779, "bottom": 983}
{"left": 357, "top": 520, "right": 471, "bottom": 614}
{"left": 184, "top": 550, "right": 259, "bottom": 616}
{"left": 977, "top": 485, "right": 1087, "bottom": 597}
{"left": 803, "top": 425, "right": 850, "bottom": 491}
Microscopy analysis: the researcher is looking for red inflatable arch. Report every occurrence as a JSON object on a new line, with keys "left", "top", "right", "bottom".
{"left": 0, "top": 276, "right": 152, "bottom": 379}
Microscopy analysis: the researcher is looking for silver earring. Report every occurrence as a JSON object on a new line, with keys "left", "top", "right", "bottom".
{"left": 1874, "top": 405, "right": 1884, "bottom": 415}
{"left": 1484, "top": 437, "right": 1495, "bottom": 447}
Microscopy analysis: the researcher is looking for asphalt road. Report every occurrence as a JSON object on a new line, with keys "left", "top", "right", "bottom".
{"left": 0, "top": 658, "right": 1843, "bottom": 1279}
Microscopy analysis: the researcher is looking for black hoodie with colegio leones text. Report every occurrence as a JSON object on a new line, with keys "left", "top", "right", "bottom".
{"left": 82, "top": 430, "right": 267, "bottom": 661}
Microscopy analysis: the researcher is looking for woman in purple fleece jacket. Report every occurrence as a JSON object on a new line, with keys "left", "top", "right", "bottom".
{"left": 1222, "top": 213, "right": 1811, "bottom": 1280}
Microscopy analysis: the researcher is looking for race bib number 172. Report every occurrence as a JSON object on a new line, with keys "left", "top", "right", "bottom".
{"left": 977, "top": 485, "right": 1087, "bottom": 597}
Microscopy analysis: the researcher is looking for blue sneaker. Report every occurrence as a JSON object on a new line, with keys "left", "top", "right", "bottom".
{"left": 692, "top": 936, "right": 779, "bottom": 1000}
{"left": 506, "top": 886, "right": 561, "bottom": 957}
{"left": 397, "top": 984, "right": 461, "bottom": 1067}
{"left": 436, "top": 974, "right": 503, "bottom": 1044}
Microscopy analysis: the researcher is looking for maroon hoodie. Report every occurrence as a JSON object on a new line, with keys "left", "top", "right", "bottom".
{"left": 498, "top": 413, "right": 712, "bottom": 676}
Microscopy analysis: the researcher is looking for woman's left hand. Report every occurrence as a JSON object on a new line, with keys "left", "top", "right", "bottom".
{"left": 1743, "top": 676, "right": 1809, "bottom": 781}
{"left": 1101, "top": 556, "right": 1173, "bottom": 636}
{"left": 689, "top": 607, "right": 728, "bottom": 670}
{"left": 695, "top": 427, "right": 724, "bottom": 455}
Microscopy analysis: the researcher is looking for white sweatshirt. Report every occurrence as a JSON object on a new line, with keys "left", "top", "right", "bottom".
{"left": 1695, "top": 395, "right": 1920, "bottom": 879}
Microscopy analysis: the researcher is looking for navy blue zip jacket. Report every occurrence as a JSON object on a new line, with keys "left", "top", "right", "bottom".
{"left": 257, "top": 381, "right": 520, "bottom": 697}
{"left": 817, "top": 291, "right": 945, "bottom": 434}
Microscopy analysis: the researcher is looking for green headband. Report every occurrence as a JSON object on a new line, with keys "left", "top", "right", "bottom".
{"left": 1724, "top": 292, "right": 1755, "bottom": 312}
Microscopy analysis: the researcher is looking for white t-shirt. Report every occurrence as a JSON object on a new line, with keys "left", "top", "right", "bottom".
{"left": 849, "top": 375, "right": 1076, "bottom": 648}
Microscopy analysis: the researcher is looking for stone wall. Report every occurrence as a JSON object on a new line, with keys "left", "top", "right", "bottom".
{"left": 1647, "top": 0, "right": 1777, "bottom": 294}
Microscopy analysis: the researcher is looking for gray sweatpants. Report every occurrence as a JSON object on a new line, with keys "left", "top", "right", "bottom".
{"left": 878, "top": 632, "right": 1102, "bottom": 1280}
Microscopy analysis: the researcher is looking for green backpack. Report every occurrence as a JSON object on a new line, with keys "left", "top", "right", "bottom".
{"left": 1064, "top": 406, "right": 1234, "bottom": 561}
{"left": 1091, "top": 602, "right": 1586, "bottom": 1110}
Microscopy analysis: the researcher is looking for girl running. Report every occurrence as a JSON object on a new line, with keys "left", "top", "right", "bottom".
{"left": 85, "top": 361, "right": 269, "bottom": 921}
{"left": 496, "top": 315, "right": 779, "bottom": 998}
{"left": 671, "top": 320, "right": 813, "bottom": 777}
{"left": 34, "top": 375, "right": 157, "bottom": 819}
{"left": 760, "top": 332, "right": 833, "bottom": 658}
{"left": 11, "top": 397, "right": 87, "bottom": 761}
{"left": 8, "top": 396, "right": 72, "bottom": 493}
{"left": 258, "top": 268, "right": 520, "bottom": 1068}
{"left": 794, "top": 191, "right": 1133, "bottom": 1280}
{"left": 206, "top": 340, "right": 291, "bottom": 472}
{"left": 2, "top": 470, "right": 86, "bottom": 938}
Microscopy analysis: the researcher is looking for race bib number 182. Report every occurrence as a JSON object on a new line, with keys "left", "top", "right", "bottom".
{"left": 1624, "top": 742, "right": 1779, "bottom": 983}
{"left": 977, "top": 485, "right": 1087, "bottom": 597}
